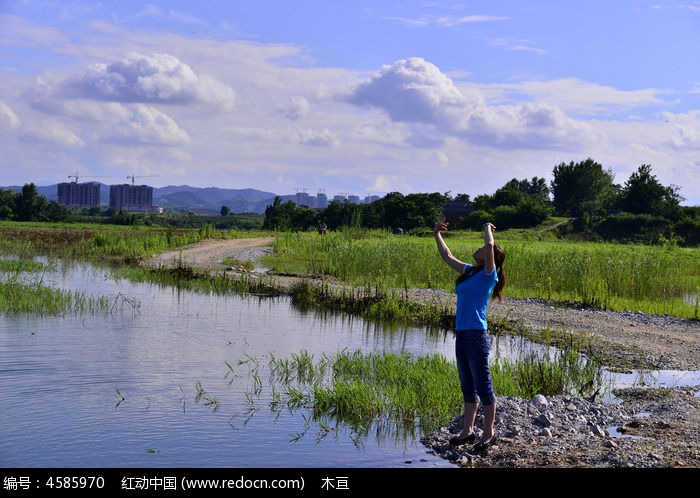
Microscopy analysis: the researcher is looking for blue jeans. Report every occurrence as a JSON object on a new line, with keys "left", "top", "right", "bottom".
{"left": 455, "top": 329, "right": 495, "bottom": 405}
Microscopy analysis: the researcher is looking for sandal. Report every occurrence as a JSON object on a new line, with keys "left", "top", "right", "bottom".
{"left": 449, "top": 432, "right": 476, "bottom": 445}
{"left": 472, "top": 434, "right": 498, "bottom": 452}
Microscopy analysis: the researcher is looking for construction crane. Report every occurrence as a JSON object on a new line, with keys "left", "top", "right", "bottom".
{"left": 68, "top": 172, "right": 110, "bottom": 183}
{"left": 126, "top": 174, "right": 159, "bottom": 185}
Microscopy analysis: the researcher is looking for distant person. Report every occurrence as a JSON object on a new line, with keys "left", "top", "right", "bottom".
{"left": 433, "top": 218, "right": 506, "bottom": 452}
{"left": 318, "top": 222, "right": 327, "bottom": 235}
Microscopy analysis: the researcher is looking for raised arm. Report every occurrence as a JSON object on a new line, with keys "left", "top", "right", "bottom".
{"left": 482, "top": 222, "right": 496, "bottom": 274}
{"left": 434, "top": 218, "right": 468, "bottom": 273}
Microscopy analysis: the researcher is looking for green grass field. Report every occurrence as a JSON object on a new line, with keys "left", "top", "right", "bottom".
{"left": 267, "top": 228, "right": 700, "bottom": 320}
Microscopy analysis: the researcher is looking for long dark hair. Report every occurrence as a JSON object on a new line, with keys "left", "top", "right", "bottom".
{"left": 455, "top": 243, "right": 506, "bottom": 301}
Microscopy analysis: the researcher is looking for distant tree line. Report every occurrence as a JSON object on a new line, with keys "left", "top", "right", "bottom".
{"left": 0, "top": 184, "right": 70, "bottom": 222}
{"left": 0, "top": 183, "right": 261, "bottom": 229}
{"left": 0, "top": 183, "right": 146, "bottom": 225}
{"left": 2, "top": 159, "right": 698, "bottom": 245}
{"left": 262, "top": 159, "right": 700, "bottom": 246}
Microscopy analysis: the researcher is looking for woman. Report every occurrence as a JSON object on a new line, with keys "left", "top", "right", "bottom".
{"left": 434, "top": 218, "right": 506, "bottom": 452}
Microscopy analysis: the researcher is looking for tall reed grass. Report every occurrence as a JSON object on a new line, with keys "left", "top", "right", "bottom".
{"left": 268, "top": 229, "right": 700, "bottom": 319}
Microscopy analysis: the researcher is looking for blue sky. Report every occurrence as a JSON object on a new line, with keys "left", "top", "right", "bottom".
{"left": 1, "top": 1, "right": 699, "bottom": 205}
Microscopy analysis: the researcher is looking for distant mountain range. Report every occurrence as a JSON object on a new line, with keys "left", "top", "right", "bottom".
{"left": 5, "top": 183, "right": 298, "bottom": 215}
{"left": 150, "top": 185, "right": 286, "bottom": 214}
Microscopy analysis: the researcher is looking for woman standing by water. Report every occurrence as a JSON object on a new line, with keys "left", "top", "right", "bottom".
{"left": 433, "top": 219, "right": 506, "bottom": 452}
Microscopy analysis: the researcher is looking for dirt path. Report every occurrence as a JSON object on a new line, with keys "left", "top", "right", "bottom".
{"left": 143, "top": 236, "right": 275, "bottom": 270}
{"left": 143, "top": 237, "right": 700, "bottom": 371}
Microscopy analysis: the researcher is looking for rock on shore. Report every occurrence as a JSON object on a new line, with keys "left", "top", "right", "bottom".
{"left": 419, "top": 386, "right": 700, "bottom": 468}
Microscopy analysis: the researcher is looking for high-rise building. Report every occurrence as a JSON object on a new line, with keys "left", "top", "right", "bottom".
{"left": 57, "top": 182, "right": 101, "bottom": 209}
{"left": 109, "top": 184, "right": 155, "bottom": 212}
{"left": 295, "top": 190, "right": 311, "bottom": 207}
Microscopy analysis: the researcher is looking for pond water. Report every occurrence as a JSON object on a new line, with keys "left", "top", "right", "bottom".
{"left": 1, "top": 260, "right": 698, "bottom": 469}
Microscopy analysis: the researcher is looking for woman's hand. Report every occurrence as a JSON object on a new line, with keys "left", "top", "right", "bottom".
{"left": 434, "top": 218, "right": 449, "bottom": 234}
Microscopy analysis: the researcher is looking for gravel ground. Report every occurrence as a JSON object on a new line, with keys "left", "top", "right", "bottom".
{"left": 420, "top": 386, "right": 700, "bottom": 468}
{"left": 142, "top": 237, "right": 700, "bottom": 468}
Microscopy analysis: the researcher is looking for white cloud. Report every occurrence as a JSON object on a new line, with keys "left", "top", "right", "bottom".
{"left": 297, "top": 128, "right": 339, "bottom": 147}
{"left": 0, "top": 14, "right": 68, "bottom": 47}
{"left": 506, "top": 43, "right": 548, "bottom": 56}
{"left": 382, "top": 14, "right": 508, "bottom": 28}
{"left": 663, "top": 111, "right": 700, "bottom": 150}
{"left": 462, "top": 102, "right": 598, "bottom": 149}
{"left": 494, "top": 78, "right": 665, "bottom": 114}
{"left": 20, "top": 122, "right": 84, "bottom": 148}
{"left": 348, "top": 57, "right": 483, "bottom": 130}
{"left": 369, "top": 175, "right": 403, "bottom": 193}
{"left": 24, "top": 91, "right": 189, "bottom": 147}
{"left": 347, "top": 57, "right": 596, "bottom": 150}
{"left": 103, "top": 104, "right": 190, "bottom": 146}
{"left": 0, "top": 100, "right": 20, "bottom": 128}
{"left": 279, "top": 96, "right": 310, "bottom": 120}
{"left": 489, "top": 38, "right": 548, "bottom": 56}
{"left": 59, "top": 52, "right": 235, "bottom": 109}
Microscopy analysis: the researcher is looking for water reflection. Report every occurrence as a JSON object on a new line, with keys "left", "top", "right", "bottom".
{"left": 607, "top": 369, "right": 700, "bottom": 389}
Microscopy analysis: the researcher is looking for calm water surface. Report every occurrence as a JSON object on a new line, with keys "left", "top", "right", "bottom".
{"left": 1, "top": 261, "right": 461, "bottom": 468}
{"left": 1, "top": 260, "right": 697, "bottom": 468}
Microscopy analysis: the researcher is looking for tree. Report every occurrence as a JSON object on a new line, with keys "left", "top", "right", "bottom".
{"left": 368, "top": 192, "right": 449, "bottom": 231}
{"left": 43, "top": 201, "right": 70, "bottom": 222}
{"left": 220, "top": 205, "right": 231, "bottom": 216}
{"left": 465, "top": 178, "right": 552, "bottom": 229}
{"left": 0, "top": 188, "right": 15, "bottom": 220}
{"left": 321, "top": 200, "right": 347, "bottom": 230}
{"left": 262, "top": 196, "right": 306, "bottom": 231}
{"left": 360, "top": 199, "right": 384, "bottom": 228}
{"left": 14, "top": 183, "right": 47, "bottom": 221}
{"left": 616, "top": 164, "right": 683, "bottom": 218}
{"left": 470, "top": 193, "right": 492, "bottom": 212}
{"left": 518, "top": 177, "right": 551, "bottom": 204}
{"left": 551, "top": 158, "right": 617, "bottom": 217}
{"left": 290, "top": 205, "right": 319, "bottom": 231}
{"left": 492, "top": 180, "right": 526, "bottom": 207}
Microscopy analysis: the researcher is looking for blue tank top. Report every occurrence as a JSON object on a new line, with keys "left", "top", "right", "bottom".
{"left": 455, "top": 264, "right": 498, "bottom": 331}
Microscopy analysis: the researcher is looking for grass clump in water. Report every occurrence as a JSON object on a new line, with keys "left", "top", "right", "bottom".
{"left": 267, "top": 349, "right": 462, "bottom": 437}
{"left": 0, "top": 258, "right": 113, "bottom": 315}
{"left": 242, "top": 347, "right": 605, "bottom": 441}
{"left": 492, "top": 347, "right": 605, "bottom": 400}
